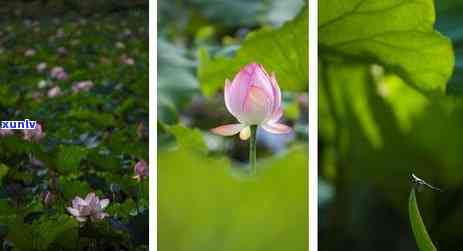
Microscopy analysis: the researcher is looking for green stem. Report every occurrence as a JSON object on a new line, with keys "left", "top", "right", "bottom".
{"left": 138, "top": 181, "right": 144, "bottom": 214}
{"left": 249, "top": 125, "right": 257, "bottom": 175}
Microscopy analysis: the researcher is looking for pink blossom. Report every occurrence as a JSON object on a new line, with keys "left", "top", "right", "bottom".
{"left": 67, "top": 192, "right": 109, "bottom": 222}
{"left": 23, "top": 123, "right": 44, "bottom": 142}
{"left": 133, "top": 160, "right": 148, "bottom": 181}
{"left": 48, "top": 86, "right": 62, "bottom": 98}
{"left": 50, "top": 66, "right": 68, "bottom": 81}
{"left": 0, "top": 129, "right": 13, "bottom": 137}
{"left": 72, "top": 80, "right": 94, "bottom": 93}
{"left": 211, "top": 63, "right": 291, "bottom": 140}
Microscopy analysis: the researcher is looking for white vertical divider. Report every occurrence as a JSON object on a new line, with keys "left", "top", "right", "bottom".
{"left": 308, "top": 0, "right": 318, "bottom": 250}
{"left": 149, "top": 0, "right": 157, "bottom": 250}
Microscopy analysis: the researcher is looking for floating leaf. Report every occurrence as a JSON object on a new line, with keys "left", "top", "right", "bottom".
{"left": 56, "top": 145, "right": 88, "bottom": 174}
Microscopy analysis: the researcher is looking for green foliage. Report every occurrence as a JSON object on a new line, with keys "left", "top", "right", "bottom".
{"left": 409, "top": 189, "right": 437, "bottom": 251}
{"left": 60, "top": 177, "right": 92, "bottom": 200}
{"left": 198, "top": 8, "right": 308, "bottom": 96}
{"left": 165, "top": 124, "right": 208, "bottom": 154}
{"left": 157, "top": 38, "right": 198, "bottom": 124}
{"left": 56, "top": 145, "right": 89, "bottom": 174}
{"left": 0, "top": 163, "right": 9, "bottom": 185}
{"left": 158, "top": 145, "right": 308, "bottom": 251}
{"left": 320, "top": 0, "right": 454, "bottom": 93}
{"left": 319, "top": 1, "right": 462, "bottom": 250}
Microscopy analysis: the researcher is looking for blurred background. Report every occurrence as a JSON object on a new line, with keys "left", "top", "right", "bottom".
{"left": 0, "top": 1, "right": 148, "bottom": 250}
{"left": 158, "top": 0, "right": 309, "bottom": 250}
{"left": 318, "top": 1, "right": 463, "bottom": 251}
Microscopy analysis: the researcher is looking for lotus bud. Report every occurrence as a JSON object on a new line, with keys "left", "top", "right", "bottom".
{"left": 133, "top": 160, "right": 148, "bottom": 181}
{"left": 211, "top": 63, "right": 291, "bottom": 140}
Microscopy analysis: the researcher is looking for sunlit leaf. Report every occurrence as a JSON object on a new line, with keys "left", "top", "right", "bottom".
{"left": 159, "top": 145, "right": 308, "bottom": 251}
{"left": 198, "top": 8, "right": 308, "bottom": 96}
{"left": 165, "top": 124, "right": 208, "bottom": 154}
{"left": 320, "top": 0, "right": 454, "bottom": 93}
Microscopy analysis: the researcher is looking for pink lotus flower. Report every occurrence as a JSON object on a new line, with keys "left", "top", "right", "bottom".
{"left": 23, "top": 123, "right": 44, "bottom": 142}
{"left": 67, "top": 192, "right": 109, "bottom": 222}
{"left": 211, "top": 63, "right": 291, "bottom": 140}
{"left": 48, "top": 86, "right": 62, "bottom": 98}
{"left": 72, "top": 80, "right": 94, "bottom": 93}
{"left": 133, "top": 160, "right": 148, "bottom": 181}
{"left": 50, "top": 66, "right": 68, "bottom": 81}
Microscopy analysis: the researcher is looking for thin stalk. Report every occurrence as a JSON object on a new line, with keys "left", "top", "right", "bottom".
{"left": 249, "top": 125, "right": 257, "bottom": 175}
{"left": 138, "top": 180, "right": 144, "bottom": 214}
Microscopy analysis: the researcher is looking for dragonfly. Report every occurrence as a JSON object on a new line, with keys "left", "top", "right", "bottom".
{"left": 411, "top": 173, "right": 441, "bottom": 192}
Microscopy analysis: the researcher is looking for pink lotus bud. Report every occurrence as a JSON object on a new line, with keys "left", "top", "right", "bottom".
{"left": 133, "top": 160, "right": 148, "bottom": 181}
{"left": 72, "top": 80, "right": 94, "bottom": 93}
{"left": 67, "top": 192, "right": 109, "bottom": 222}
{"left": 211, "top": 63, "right": 291, "bottom": 140}
{"left": 23, "top": 123, "right": 44, "bottom": 142}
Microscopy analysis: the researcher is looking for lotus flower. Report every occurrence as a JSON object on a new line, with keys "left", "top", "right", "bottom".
{"left": 50, "top": 66, "right": 68, "bottom": 81}
{"left": 211, "top": 63, "right": 291, "bottom": 140}
{"left": 72, "top": 80, "right": 94, "bottom": 93}
{"left": 67, "top": 192, "right": 109, "bottom": 222}
{"left": 133, "top": 160, "right": 148, "bottom": 181}
{"left": 48, "top": 86, "right": 62, "bottom": 98}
